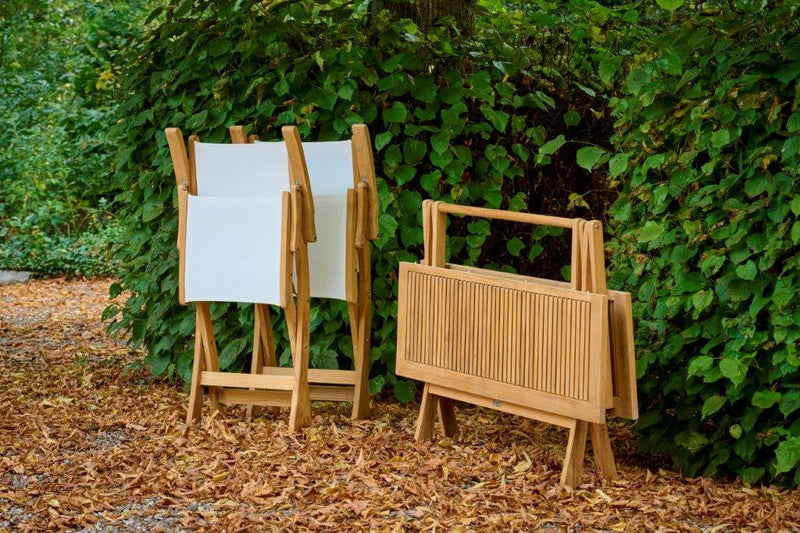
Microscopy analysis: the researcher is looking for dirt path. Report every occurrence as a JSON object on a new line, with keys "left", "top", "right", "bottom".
{"left": 0, "top": 279, "right": 797, "bottom": 531}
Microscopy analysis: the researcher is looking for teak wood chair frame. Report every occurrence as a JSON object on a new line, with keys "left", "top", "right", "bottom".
{"left": 396, "top": 200, "right": 638, "bottom": 487}
{"left": 166, "top": 126, "right": 317, "bottom": 433}
{"left": 229, "top": 125, "right": 378, "bottom": 420}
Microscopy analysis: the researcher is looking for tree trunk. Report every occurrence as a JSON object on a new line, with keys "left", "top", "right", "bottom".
{"left": 377, "top": 0, "right": 476, "bottom": 31}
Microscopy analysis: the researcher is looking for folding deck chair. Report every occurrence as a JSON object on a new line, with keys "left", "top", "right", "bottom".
{"left": 166, "top": 126, "right": 317, "bottom": 433}
{"left": 230, "top": 125, "right": 378, "bottom": 419}
{"left": 396, "top": 201, "right": 638, "bottom": 487}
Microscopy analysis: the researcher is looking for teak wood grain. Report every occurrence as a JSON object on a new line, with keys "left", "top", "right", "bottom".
{"left": 396, "top": 201, "right": 639, "bottom": 487}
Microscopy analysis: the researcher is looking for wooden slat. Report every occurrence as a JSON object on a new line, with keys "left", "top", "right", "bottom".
{"left": 282, "top": 125, "right": 316, "bottom": 243}
{"left": 428, "top": 384, "right": 574, "bottom": 429}
{"left": 217, "top": 388, "right": 291, "bottom": 407}
{"left": 345, "top": 189, "right": 358, "bottom": 304}
{"left": 608, "top": 293, "right": 639, "bottom": 419}
{"left": 351, "top": 125, "right": 378, "bottom": 241}
{"left": 261, "top": 367, "right": 357, "bottom": 385}
{"left": 310, "top": 385, "right": 355, "bottom": 402}
{"left": 436, "top": 202, "right": 575, "bottom": 229}
{"left": 396, "top": 264, "right": 609, "bottom": 423}
{"left": 200, "top": 370, "right": 295, "bottom": 390}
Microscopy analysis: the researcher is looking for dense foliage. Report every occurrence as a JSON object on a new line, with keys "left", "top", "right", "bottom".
{"left": 106, "top": 0, "right": 621, "bottom": 402}
{"left": 0, "top": 0, "right": 151, "bottom": 276}
{"left": 607, "top": 2, "right": 800, "bottom": 485}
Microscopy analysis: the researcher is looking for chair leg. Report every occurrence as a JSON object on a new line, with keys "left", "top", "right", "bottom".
{"left": 288, "top": 324, "right": 311, "bottom": 432}
{"left": 351, "top": 246, "right": 372, "bottom": 420}
{"left": 414, "top": 383, "right": 438, "bottom": 441}
{"left": 560, "top": 419, "right": 589, "bottom": 487}
{"left": 288, "top": 246, "right": 312, "bottom": 432}
{"left": 349, "top": 301, "right": 371, "bottom": 420}
{"left": 437, "top": 396, "right": 458, "bottom": 437}
{"left": 589, "top": 422, "right": 617, "bottom": 481}
{"left": 184, "top": 320, "right": 206, "bottom": 435}
{"left": 247, "top": 304, "right": 275, "bottom": 420}
{"left": 196, "top": 303, "right": 221, "bottom": 413}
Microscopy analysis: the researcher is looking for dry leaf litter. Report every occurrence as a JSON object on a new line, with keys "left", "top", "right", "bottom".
{"left": 1, "top": 279, "right": 798, "bottom": 531}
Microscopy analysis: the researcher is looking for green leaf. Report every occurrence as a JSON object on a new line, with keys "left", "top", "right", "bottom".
{"left": 393, "top": 165, "right": 415, "bottom": 185}
{"left": 208, "top": 39, "right": 231, "bottom": 57}
{"left": 384, "top": 145, "right": 402, "bottom": 167}
{"left": 563, "top": 110, "right": 581, "bottom": 126}
{"left": 719, "top": 358, "right": 746, "bottom": 384}
{"left": 410, "top": 78, "right": 437, "bottom": 103}
{"left": 710, "top": 129, "right": 731, "bottom": 149}
{"left": 741, "top": 467, "right": 765, "bottom": 484}
{"left": 688, "top": 355, "right": 714, "bottom": 377}
{"left": 506, "top": 238, "right": 524, "bottom": 257}
{"left": 394, "top": 380, "right": 416, "bottom": 403}
{"left": 145, "top": 352, "right": 171, "bottom": 376}
{"left": 576, "top": 146, "right": 607, "bottom": 171}
{"left": 692, "top": 290, "right": 713, "bottom": 312}
{"left": 608, "top": 153, "right": 630, "bottom": 178}
{"left": 701, "top": 395, "right": 726, "bottom": 419}
{"left": 368, "top": 374, "right": 386, "bottom": 396}
{"left": 141, "top": 201, "right": 163, "bottom": 223}
{"left": 787, "top": 112, "right": 800, "bottom": 133}
{"left": 403, "top": 139, "right": 427, "bottom": 165}
{"left": 775, "top": 437, "right": 800, "bottom": 474}
{"left": 656, "top": 0, "right": 685, "bottom": 10}
{"left": 638, "top": 221, "right": 664, "bottom": 243}
{"left": 383, "top": 102, "right": 407, "bottom": 123}
{"left": 736, "top": 260, "right": 757, "bottom": 281}
{"left": 791, "top": 222, "right": 800, "bottom": 244}
{"left": 218, "top": 338, "right": 246, "bottom": 370}
{"left": 783, "top": 136, "right": 800, "bottom": 159}
{"left": 780, "top": 391, "right": 800, "bottom": 417}
{"left": 538, "top": 134, "right": 566, "bottom": 156}
{"left": 375, "top": 132, "right": 393, "bottom": 151}
{"left": 378, "top": 214, "right": 398, "bottom": 238}
{"left": 675, "top": 430, "right": 708, "bottom": 453}
{"left": 751, "top": 389, "right": 781, "bottom": 409}
{"left": 420, "top": 171, "right": 441, "bottom": 194}
{"left": 430, "top": 133, "right": 451, "bottom": 154}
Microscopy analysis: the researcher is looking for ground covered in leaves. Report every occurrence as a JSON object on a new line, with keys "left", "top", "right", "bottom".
{"left": 1, "top": 279, "right": 798, "bottom": 531}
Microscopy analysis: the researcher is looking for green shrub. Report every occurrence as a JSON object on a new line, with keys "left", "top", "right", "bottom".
{"left": 608, "top": 1, "right": 800, "bottom": 485}
{"left": 0, "top": 1, "right": 151, "bottom": 277}
{"left": 107, "top": 0, "right": 620, "bottom": 401}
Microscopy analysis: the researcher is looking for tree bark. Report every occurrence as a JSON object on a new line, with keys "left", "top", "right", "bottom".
{"left": 377, "top": 0, "right": 476, "bottom": 31}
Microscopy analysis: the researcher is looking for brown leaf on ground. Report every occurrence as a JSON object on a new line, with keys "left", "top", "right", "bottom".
{"left": 1, "top": 279, "right": 798, "bottom": 531}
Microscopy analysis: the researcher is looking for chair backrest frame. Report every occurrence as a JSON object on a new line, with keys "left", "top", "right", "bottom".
{"left": 165, "top": 126, "right": 315, "bottom": 307}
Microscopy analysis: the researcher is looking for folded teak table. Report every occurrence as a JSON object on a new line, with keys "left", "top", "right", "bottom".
{"left": 396, "top": 201, "right": 638, "bottom": 487}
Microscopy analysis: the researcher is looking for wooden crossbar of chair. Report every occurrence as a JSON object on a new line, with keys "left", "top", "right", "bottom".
{"left": 398, "top": 200, "right": 639, "bottom": 487}
{"left": 229, "top": 125, "right": 378, "bottom": 420}
{"left": 166, "top": 126, "right": 317, "bottom": 433}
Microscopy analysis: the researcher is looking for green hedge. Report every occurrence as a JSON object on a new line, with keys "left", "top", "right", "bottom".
{"left": 106, "top": 0, "right": 619, "bottom": 401}
{"left": 0, "top": 0, "right": 151, "bottom": 277}
{"left": 608, "top": 2, "right": 800, "bottom": 485}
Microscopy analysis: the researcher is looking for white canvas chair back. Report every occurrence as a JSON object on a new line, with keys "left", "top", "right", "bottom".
{"left": 300, "top": 141, "right": 354, "bottom": 301}
{"left": 193, "top": 141, "right": 289, "bottom": 197}
{"left": 252, "top": 139, "right": 353, "bottom": 300}
{"left": 183, "top": 195, "right": 285, "bottom": 305}
{"left": 183, "top": 141, "right": 292, "bottom": 306}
